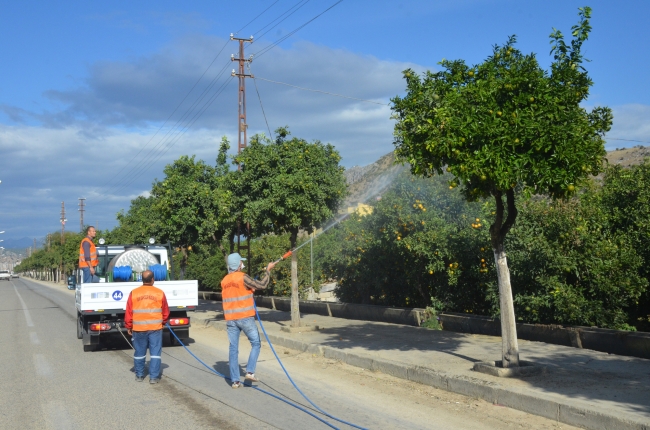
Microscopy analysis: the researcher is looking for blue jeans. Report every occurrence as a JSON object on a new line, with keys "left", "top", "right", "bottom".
{"left": 81, "top": 268, "right": 99, "bottom": 283}
{"left": 133, "top": 330, "right": 163, "bottom": 380}
{"left": 227, "top": 317, "right": 261, "bottom": 383}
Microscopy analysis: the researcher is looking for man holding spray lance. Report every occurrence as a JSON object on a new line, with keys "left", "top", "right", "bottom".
{"left": 221, "top": 252, "right": 287, "bottom": 388}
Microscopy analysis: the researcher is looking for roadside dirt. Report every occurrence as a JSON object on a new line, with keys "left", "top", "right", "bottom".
{"left": 191, "top": 326, "right": 578, "bottom": 430}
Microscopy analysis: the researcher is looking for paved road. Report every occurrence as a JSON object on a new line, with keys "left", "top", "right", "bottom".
{"left": 1, "top": 278, "right": 573, "bottom": 429}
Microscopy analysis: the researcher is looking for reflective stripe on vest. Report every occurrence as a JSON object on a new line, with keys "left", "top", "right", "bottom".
{"left": 78, "top": 237, "right": 99, "bottom": 268}
{"left": 131, "top": 285, "right": 165, "bottom": 331}
{"left": 221, "top": 271, "right": 256, "bottom": 320}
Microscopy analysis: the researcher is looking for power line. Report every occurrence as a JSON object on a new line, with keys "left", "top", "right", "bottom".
{"left": 98, "top": 60, "right": 233, "bottom": 199}
{"left": 254, "top": 76, "right": 390, "bottom": 106}
{"left": 94, "top": 40, "right": 232, "bottom": 194}
{"left": 234, "top": 0, "right": 281, "bottom": 35}
{"left": 254, "top": 0, "right": 311, "bottom": 41}
{"left": 249, "top": 64, "right": 274, "bottom": 140}
{"left": 606, "top": 137, "right": 650, "bottom": 145}
{"left": 253, "top": 0, "right": 344, "bottom": 59}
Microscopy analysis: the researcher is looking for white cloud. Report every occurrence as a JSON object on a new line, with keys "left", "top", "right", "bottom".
{"left": 606, "top": 104, "right": 650, "bottom": 149}
{"left": 0, "top": 34, "right": 425, "bottom": 238}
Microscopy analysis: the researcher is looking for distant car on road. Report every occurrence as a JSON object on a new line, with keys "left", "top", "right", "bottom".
{"left": 0, "top": 270, "right": 11, "bottom": 281}
{"left": 11, "top": 272, "right": 19, "bottom": 278}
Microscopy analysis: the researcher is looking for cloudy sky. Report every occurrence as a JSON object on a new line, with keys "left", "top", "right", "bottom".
{"left": 1, "top": 0, "right": 649, "bottom": 244}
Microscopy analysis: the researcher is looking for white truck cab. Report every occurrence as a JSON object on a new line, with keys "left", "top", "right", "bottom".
{"left": 75, "top": 243, "right": 198, "bottom": 351}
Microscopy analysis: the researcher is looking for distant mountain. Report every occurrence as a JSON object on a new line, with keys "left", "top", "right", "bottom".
{"left": 342, "top": 146, "right": 650, "bottom": 208}
{"left": 1, "top": 237, "right": 41, "bottom": 250}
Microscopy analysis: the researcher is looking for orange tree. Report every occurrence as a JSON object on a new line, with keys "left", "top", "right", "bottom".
{"left": 231, "top": 127, "right": 347, "bottom": 327}
{"left": 391, "top": 7, "right": 612, "bottom": 367}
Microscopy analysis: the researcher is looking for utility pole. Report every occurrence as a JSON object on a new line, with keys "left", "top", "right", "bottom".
{"left": 60, "top": 201, "right": 67, "bottom": 244}
{"left": 231, "top": 33, "right": 254, "bottom": 268}
{"left": 78, "top": 198, "right": 85, "bottom": 233}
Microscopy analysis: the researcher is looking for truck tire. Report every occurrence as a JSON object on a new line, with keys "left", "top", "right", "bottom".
{"left": 77, "top": 315, "right": 83, "bottom": 339}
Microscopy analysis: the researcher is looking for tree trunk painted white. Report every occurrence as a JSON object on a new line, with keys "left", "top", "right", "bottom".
{"left": 290, "top": 250, "right": 300, "bottom": 327}
{"left": 494, "top": 245, "right": 519, "bottom": 367}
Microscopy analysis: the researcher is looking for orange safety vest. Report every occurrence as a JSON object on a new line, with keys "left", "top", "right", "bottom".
{"left": 131, "top": 285, "right": 166, "bottom": 331}
{"left": 78, "top": 237, "right": 99, "bottom": 268}
{"left": 221, "top": 271, "right": 255, "bottom": 320}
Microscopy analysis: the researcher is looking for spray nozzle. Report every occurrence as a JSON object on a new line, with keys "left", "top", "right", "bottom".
{"left": 275, "top": 250, "right": 293, "bottom": 263}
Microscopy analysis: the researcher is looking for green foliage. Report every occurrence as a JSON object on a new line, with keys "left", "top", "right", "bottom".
{"left": 595, "top": 161, "right": 650, "bottom": 330}
{"left": 109, "top": 196, "right": 160, "bottom": 244}
{"left": 232, "top": 127, "right": 347, "bottom": 248}
{"left": 504, "top": 196, "right": 646, "bottom": 329}
{"left": 392, "top": 7, "right": 611, "bottom": 200}
{"left": 319, "top": 168, "right": 646, "bottom": 330}
{"left": 249, "top": 233, "right": 312, "bottom": 297}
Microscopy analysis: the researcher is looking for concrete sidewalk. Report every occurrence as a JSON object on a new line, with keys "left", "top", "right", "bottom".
{"left": 192, "top": 299, "right": 650, "bottom": 430}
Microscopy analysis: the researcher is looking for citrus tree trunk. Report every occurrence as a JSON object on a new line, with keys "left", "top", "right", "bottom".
{"left": 290, "top": 229, "right": 301, "bottom": 327}
{"left": 490, "top": 189, "right": 520, "bottom": 368}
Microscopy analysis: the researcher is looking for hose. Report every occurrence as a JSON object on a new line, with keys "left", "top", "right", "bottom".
{"left": 148, "top": 264, "right": 168, "bottom": 281}
{"left": 166, "top": 324, "right": 340, "bottom": 430}
{"left": 113, "top": 266, "right": 133, "bottom": 282}
{"left": 253, "top": 303, "right": 368, "bottom": 430}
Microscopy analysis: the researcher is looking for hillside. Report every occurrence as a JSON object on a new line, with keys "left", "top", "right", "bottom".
{"left": 344, "top": 146, "right": 650, "bottom": 207}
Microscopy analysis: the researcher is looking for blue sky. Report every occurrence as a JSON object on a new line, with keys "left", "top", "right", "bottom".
{"left": 1, "top": 0, "right": 649, "bottom": 243}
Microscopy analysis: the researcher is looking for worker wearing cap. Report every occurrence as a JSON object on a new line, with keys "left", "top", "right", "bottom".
{"left": 78, "top": 226, "right": 100, "bottom": 283}
{"left": 125, "top": 270, "right": 170, "bottom": 384}
{"left": 221, "top": 253, "right": 277, "bottom": 388}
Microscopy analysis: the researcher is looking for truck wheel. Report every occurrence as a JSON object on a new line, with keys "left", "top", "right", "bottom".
{"left": 77, "top": 315, "right": 83, "bottom": 339}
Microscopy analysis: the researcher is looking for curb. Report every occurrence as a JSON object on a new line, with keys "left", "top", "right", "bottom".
{"left": 195, "top": 315, "right": 650, "bottom": 430}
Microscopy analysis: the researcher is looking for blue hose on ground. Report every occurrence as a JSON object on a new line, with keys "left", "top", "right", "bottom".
{"left": 253, "top": 302, "right": 368, "bottom": 430}
{"left": 166, "top": 324, "right": 340, "bottom": 430}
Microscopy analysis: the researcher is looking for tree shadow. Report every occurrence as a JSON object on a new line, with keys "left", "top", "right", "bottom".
{"left": 256, "top": 308, "right": 650, "bottom": 417}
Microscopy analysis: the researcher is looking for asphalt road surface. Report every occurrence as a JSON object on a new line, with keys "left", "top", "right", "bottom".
{"left": 0, "top": 278, "right": 576, "bottom": 429}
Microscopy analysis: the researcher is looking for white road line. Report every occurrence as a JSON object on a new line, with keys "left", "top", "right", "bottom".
{"left": 33, "top": 353, "right": 53, "bottom": 378}
{"left": 42, "top": 400, "right": 77, "bottom": 430}
{"left": 13, "top": 284, "right": 34, "bottom": 327}
{"left": 30, "top": 332, "right": 40, "bottom": 345}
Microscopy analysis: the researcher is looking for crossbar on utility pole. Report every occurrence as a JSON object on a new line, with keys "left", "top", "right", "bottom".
{"left": 231, "top": 33, "right": 254, "bottom": 268}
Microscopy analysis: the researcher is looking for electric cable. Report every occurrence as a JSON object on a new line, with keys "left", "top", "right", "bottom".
{"left": 606, "top": 137, "right": 650, "bottom": 145}
{"left": 96, "top": 61, "right": 233, "bottom": 202}
{"left": 253, "top": 0, "right": 311, "bottom": 41}
{"left": 254, "top": 76, "right": 390, "bottom": 106}
{"left": 248, "top": 64, "right": 274, "bottom": 140}
{"left": 234, "top": 0, "right": 281, "bottom": 35}
{"left": 94, "top": 41, "right": 232, "bottom": 195}
{"left": 253, "top": 0, "right": 343, "bottom": 59}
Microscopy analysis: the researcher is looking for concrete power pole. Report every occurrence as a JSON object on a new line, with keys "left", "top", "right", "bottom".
{"left": 60, "top": 201, "right": 67, "bottom": 244}
{"left": 231, "top": 34, "right": 254, "bottom": 268}
{"left": 78, "top": 198, "right": 85, "bottom": 233}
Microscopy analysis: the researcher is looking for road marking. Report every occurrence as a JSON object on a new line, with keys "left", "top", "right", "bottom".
{"left": 13, "top": 284, "right": 34, "bottom": 327}
{"left": 42, "top": 400, "right": 76, "bottom": 429}
{"left": 30, "top": 332, "right": 40, "bottom": 345}
{"left": 33, "top": 353, "right": 53, "bottom": 378}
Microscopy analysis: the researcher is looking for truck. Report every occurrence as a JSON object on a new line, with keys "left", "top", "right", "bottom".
{"left": 0, "top": 270, "right": 11, "bottom": 281}
{"left": 75, "top": 242, "right": 198, "bottom": 352}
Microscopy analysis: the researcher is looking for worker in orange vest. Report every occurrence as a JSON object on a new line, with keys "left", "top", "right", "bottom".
{"left": 78, "top": 226, "right": 99, "bottom": 283}
{"left": 222, "top": 253, "right": 277, "bottom": 388}
{"left": 125, "top": 270, "right": 170, "bottom": 383}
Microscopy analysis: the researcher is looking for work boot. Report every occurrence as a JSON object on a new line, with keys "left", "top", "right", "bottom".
{"left": 135, "top": 376, "right": 144, "bottom": 382}
{"left": 150, "top": 378, "right": 160, "bottom": 384}
{"left": 231, "top": 381, "right": 241, "bottom": 389}
{"left": 245, "top": 372, "right": 259, "bottom": 382}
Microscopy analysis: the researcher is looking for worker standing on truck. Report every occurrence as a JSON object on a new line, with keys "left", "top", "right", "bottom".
{"left": 221, "top": 253, "right": 277, "bottom": 388}
{"left": 125, "top": 270, "right": 170, "bottom": 384}
{"left": 78, "top": 226, "right": 99, "bottom": 283}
